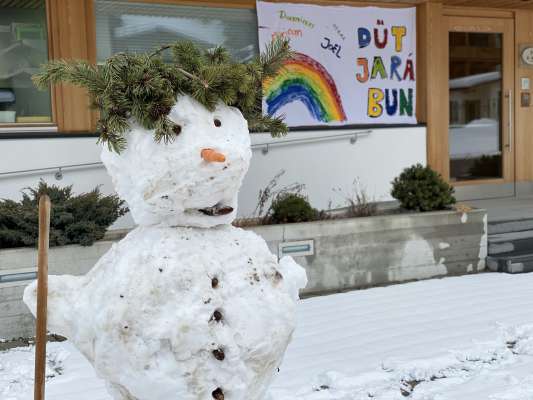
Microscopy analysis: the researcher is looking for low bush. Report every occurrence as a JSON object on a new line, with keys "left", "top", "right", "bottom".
{"left": 391, "top": 164, "right": 456, "bottom": 211}
{"left": 268, "top": 193, "right": 317, "bottom": 224}
{"left": 0, "top": 181, "right": 127, "bottom": 248}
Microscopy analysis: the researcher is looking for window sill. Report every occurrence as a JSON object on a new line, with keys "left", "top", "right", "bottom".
{"left": 0, "top": 124, "right": 58, "bottom": 133}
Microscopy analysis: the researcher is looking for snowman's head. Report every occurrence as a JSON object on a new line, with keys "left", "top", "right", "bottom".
{"left": 101, "top": 95, "right": 252, "bottom": 228}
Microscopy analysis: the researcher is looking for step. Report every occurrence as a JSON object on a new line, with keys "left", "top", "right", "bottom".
{"left": 487, "top": 253, "right": 533, "bottom": 274}
{"left": 488, "top": 218, "right": 533, "bottom": 235}
{"left": 488, "top": 229, "right": 533, "bottom": 256}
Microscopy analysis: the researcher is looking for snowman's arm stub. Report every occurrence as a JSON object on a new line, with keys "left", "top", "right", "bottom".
{"left": 23, "top": 274, "right": 81, "bottom": 339}
{"left": 278, "top": 256, "right": 308, "bottom": 301}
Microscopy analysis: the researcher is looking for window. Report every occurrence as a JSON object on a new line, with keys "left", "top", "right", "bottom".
{"left": 94, "top": 0, "right": 259, "bottom": 63}
{"left": 0, "top": 0, "right": 52, "bottom": 124}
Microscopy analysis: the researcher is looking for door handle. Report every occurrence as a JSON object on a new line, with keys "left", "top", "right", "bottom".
{"left": 506, "top": 90, "right": 512, "bottom": 152}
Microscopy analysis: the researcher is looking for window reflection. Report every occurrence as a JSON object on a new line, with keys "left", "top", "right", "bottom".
{"left": 94, "top": 1, "right": 259, "bottom": 63}
{"left": 449, "top": 32, "right": 503, "bottom": 181}
{"left": 0, "top": 0, "right": 51, "bottom": 124}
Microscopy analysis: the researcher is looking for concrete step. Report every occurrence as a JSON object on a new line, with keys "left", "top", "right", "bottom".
{"left": 488, "top": 218, "right": 533, "bottom": 235}
{"left": 488, "top": 229, "right": 533, "bottom": 256}
{"left": 487, "top": 217, "right": 533, "bottom": 273}
{"left": 487, "top": 253, "right": 533, "bottom": 274}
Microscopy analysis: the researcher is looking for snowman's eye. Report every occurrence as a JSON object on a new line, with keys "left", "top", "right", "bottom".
{"left": 172, "top": 124, "right": 182, "bottom": 135}
{"left": 214, "top": 118, "right": 222, "bottom": 127}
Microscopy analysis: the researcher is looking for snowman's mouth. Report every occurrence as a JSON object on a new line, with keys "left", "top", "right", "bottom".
{"left": 198, "top": 204, "right": 234, "bottom": 216}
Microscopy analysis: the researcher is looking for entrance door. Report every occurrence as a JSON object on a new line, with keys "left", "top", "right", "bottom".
{"left": 446, "top": 16, "right": 515, "bottom": 200}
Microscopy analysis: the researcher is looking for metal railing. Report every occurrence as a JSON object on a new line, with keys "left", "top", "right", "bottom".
{"left": 253, "top": 129, "right": 372, "bottom": 155}
{"left": 0, "top": 129, "right": 373, "bottom": 179}
{"left": 0, "top": 162, "right": 103, "bottom": 180}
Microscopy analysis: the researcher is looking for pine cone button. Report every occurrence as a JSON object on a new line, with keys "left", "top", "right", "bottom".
{"left": 212, "top": 388, "right": 224, "bottom": 400}
{"left": 211, "top": 310, "right": 223, "bottom": 322}
{"left": 212, "top": 348, "right": 225, "bottom": 361}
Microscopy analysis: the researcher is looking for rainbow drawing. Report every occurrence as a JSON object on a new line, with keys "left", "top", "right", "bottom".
{"left": 263, "top": 52, "right": 346, "bottom": 123}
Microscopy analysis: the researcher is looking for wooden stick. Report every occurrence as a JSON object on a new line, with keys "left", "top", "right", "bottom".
{"left": 34, "top": 195, "right": 51, "bottom": 400}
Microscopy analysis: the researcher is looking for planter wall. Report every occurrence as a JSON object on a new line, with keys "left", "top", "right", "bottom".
{"left": 247, "top": 209, "right": 488, "bottom": 295}
{"left": 0, "top": 209, "right": 487, "bottom": 339}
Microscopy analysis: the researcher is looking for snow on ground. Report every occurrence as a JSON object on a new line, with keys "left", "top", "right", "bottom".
{"left": 1, "top": 342, "right": 69, "bottom": 400}
{"left": 2, "top": 273, "right": 533, "bottom": 400}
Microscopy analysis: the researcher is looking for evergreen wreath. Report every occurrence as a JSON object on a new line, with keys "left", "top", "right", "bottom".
{"left": 33, "top": 39, "right": 292, "bottom": 153}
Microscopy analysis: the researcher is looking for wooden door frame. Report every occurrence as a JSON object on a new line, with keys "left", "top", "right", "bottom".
{"left": 444, "top": 15, "right": 515, "bottom": 194}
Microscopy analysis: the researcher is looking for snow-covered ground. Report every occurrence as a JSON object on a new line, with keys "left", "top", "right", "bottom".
{"left": 3, "top": 273, "right": 533, "bottom": 400}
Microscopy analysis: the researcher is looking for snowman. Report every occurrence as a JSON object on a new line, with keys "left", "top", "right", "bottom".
{"left": 23, "top": 93, "right": 307, "bottom": 400}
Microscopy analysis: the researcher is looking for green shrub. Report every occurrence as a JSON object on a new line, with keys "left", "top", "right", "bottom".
{"left": 269, "top": 193, "right": 317, "bottom": 224}
{"left": 391, "top": 164, "right": 456, "bottom": 211}
{"left": 0, "top": 181, "right": 128, "bottom": 249}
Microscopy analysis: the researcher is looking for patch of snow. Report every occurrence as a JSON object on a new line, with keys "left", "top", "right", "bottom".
{"left": 0, "top": 342, "right": 69, "bottom": 400}
{"left": 439, "top": 242, "right": 450, "bottom": 249}
{"left": 388, "top": 235, "right": 447, "bottom": 282}
{"left": 478, "top": 214, "right": 488, "bottom": 271}
{"left": 7, "top": 273, "right": 533, "bottom": 400}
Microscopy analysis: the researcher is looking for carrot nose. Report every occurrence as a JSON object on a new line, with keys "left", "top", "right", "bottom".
{"left": 201, "top": 148, "right": 226, "bottom": 163}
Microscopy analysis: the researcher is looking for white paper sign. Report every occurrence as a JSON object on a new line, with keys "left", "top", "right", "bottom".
{"left": 257, "top": 1, "right": 417, "bottom": 126}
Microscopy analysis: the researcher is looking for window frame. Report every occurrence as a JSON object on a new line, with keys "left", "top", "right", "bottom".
{"left": 0, "top": 0, "right": 57, "bottom": 131}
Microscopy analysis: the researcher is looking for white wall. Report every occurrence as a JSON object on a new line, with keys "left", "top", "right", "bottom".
{"left": 0, "top": 136, "right": 134, "bottom": 228}
{"left": 0, "top": 127, "right": 426, "bottom": 228}
{"left": 240, "top": 127, "right": 426, "bottom": 217}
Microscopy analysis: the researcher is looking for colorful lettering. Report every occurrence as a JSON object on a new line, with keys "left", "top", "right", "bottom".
{"left": 373, "top": 22, "right": 388, "bottom": 49}
{"left": 399, "top": 88, "right": 413, "bottom": 116}
{"left": 403, "top": 58, "right": 415, "bottom": 81}
{"left": 368, "top": 88, "right": 384, "bottom": 117}
{"left": 356, "top": 58, "right": 369, "bottom": 83}
{"left": 371, "top": 56, "right": 387, "bottom": 80}
{"left": 390, "top": 56, "right": 402, "bottom": 81}
{"left": 385, "top": 89, "right": 398, "bottom": 116}
{"left": 358, "top": 28, "right": 371, "bottom": 48}
{"left": 391, "top": 26, "right": 406, "bottom": 52}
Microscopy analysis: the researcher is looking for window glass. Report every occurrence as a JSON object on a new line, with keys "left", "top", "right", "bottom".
{"left": 94, "top": 0, "right": 259, "bottom": 63}
{"left": 0, "top": 0, "right": 52, "bottom": 124}
{"left": 449, "top": 32, "right": 503, "bottom": 181}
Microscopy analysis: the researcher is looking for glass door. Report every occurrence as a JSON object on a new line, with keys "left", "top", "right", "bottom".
{"left": 447, "top": 17, "right": 514, "bottom": 199}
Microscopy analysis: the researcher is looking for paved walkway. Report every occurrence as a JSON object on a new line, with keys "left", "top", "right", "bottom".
{"left": 469, "top": 195, "right": 533, "bottom": 222}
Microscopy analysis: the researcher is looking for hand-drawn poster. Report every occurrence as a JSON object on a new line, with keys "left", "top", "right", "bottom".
{"left": 257, "top": 1, "right": 417, "bottom": 126}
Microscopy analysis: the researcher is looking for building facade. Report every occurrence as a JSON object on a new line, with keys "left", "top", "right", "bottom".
{"left": 2, "top": 0, "right": 533, "bottom": 210}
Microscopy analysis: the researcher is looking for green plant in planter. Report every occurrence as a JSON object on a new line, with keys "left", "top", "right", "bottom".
{"left": 391, "top": 164, "right": 456, "bottom": 212}
{"left": 269, "top": 193, "right": 317, "bottom": 224}
{"left": 0, "top": 181, "right": 127, "bottom": 248}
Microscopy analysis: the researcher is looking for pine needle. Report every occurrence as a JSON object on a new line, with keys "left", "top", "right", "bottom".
{"left": 32, "top": 38, "right": 292, "bottom": 152}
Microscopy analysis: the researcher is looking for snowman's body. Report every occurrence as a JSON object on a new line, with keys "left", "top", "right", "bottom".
{"left": 24, "top": 96, "right": 307, "bottom": 400}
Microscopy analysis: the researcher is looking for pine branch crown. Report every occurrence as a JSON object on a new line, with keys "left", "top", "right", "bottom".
{"left": 33, "top": 39, "right": 292, "bottom": 153}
